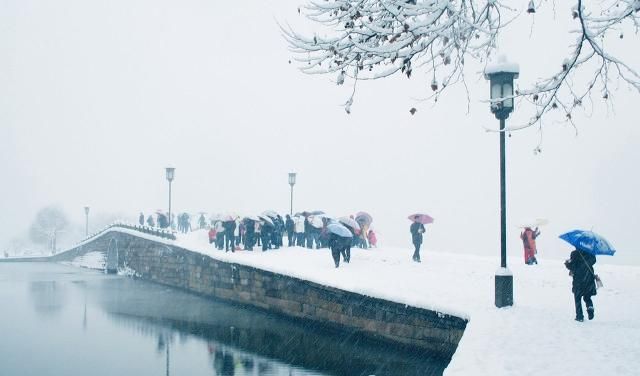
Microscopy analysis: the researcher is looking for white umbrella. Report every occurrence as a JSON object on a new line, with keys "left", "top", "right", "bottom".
{"left": 518, "top": 218, "right": 549, "bottom": 228}
{"left": 309, "top": 216, "right": 324, "bottom": 228}
{"left": 258, "top": 215, "right": 274, "bottom": 226}
{"left": 262, "top": 210, "right": 279, "bottom": 218}
{"left": 338, "top": 216, "right": 360, "bottom": 230}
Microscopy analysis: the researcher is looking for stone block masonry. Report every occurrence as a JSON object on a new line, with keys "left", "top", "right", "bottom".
{"left": 50, "top": 229, "right": 467, "bottom": 359}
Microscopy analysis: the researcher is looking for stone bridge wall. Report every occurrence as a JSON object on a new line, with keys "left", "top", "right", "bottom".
{"left": 51, "top": 229, "right": 467, "bottom": 358}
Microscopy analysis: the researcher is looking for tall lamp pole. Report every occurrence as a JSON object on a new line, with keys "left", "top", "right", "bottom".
{"left": 288, "top": 172, "right": 297, "bottom": 216}
{"left": 84, "top": 206, "right": 90, "bottom": 237}
{"left": 484, "top": 56, "right": 519, "bottom": 308}
{"left": 165, "top": 167, "right": 175, "bottom": 229}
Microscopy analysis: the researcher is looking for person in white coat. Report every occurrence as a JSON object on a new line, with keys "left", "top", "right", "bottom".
{"left": 294, "top": 216, "right": 305, "bottom": 247}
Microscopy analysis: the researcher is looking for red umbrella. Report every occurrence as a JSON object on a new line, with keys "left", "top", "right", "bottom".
{"left": 408, "top": 213, "right": 434, "bottom": 224}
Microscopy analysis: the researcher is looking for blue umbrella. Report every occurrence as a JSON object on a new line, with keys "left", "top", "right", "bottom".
{"left": 327, "top": 223, "right": 353, "bottom": 238}
{"left": 559, "top": 230, "right": 616, "bottom": 256}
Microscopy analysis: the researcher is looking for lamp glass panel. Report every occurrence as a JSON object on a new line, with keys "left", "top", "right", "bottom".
{"left": 491, "top": 82, "right": 502, "bottom": 101}
{"left": 503, "top": 83, "right": 513, "bottom": 108}
{"left": 166, "top": 168, "right": 175, "bottom": 181}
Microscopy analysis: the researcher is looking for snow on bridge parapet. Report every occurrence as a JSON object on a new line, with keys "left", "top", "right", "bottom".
{"left": 51, "top": 228, "right": 468, "bottom": 359}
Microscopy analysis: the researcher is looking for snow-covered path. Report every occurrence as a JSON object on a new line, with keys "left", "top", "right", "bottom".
{"left": 108, "top": 228, "right": 639, "bottom": 375}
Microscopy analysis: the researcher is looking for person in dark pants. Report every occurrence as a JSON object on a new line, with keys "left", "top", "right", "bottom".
{"left": 285, "top": 215, "right": 295, "bottom": 247}
{"left": 139, "top": 212, "right": 145, "bottom": 226}
{"left": 261, "top": 221, "right": 273, "bottom": 251}
{"left": 410, "top": 219, "right": 426, "bottom": 262}
{"left": 565, "top": 249, "right": 597, "bottom": 321}
{"left": 223, "top": 220, "right": 236, "bottom": 252}
{"left": 244, "top": 219, "right": 255, "bottom": 250}
{"left": 329, "top": 233, "right": 351, "bottom": 268}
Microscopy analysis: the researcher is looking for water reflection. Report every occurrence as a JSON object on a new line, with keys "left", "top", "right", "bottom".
{"left": 29, "top": 280, "right": 66, "bottom": 316}
{"left": 3, "top": 264, "right": 447, "bottom": 376}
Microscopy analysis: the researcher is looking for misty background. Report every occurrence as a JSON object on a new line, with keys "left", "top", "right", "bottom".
{"left": 1, "top": 0, "right": 638, "bottom": 265}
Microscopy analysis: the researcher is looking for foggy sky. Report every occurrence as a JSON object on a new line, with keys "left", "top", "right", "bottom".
{"left": 1, "top": 0, "right": 638, "bottom": 265}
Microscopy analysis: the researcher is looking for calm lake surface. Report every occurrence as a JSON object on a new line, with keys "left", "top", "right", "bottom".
{"left": 0, "top": 262, "right": 447, "bottom": 376}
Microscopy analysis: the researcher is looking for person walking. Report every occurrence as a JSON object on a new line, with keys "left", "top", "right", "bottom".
{"left": 564, "top": 249, "right": 597, "bottom": 322}
{"left": 329, "top": 232, "right": 350, "bottom": 268}
{"left": 146, "top": 215, "right": 155, "bottom": 227}
{"left": 521, "top": 227, "right": 541, "bottom": 265}
{"left": 410, "top": 219, "right": 426, "bottom": 262}
{"left": 139, "top": 212, "right": 145, "bottom": 226}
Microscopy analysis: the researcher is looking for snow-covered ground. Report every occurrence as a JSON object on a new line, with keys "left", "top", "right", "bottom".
{"left": 92, "top": 228, "right": 639, "bottom": 375}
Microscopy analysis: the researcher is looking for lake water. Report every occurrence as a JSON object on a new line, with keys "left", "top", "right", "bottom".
{"left": 0, "top": 262, "right": 447, "bottom": 376}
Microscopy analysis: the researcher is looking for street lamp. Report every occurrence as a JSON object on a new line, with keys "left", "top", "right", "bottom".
{"left": 165, "top": 167, "right": 175, "bottom": 229}
{"left": 484, "top": 56, "right": 519, "bottom": 308}
{"left": 84, "top": 206, "right": 90, "bottom": 237}
{"left": 288, "top": 172, "right": 297, "bottom": 216}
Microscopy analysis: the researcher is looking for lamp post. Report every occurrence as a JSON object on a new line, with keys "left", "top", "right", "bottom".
{"left": 288, "top": 172, "right": 297, "bottom": 216}
{"left": 84, "top": 206, "right": 90, "bottom": 237}
{"left": 484, "top": 56, "right": 519, "bottom": 308}
{"left": 165, "top": 167, "right": 175, "bottom": 229}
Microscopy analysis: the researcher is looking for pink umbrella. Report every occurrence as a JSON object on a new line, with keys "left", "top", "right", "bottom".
{"left": 355, "top": 211, "right": 373, "bottom": 226}
{"left": 408, "top": 213, "right": 434, "bottom": 224}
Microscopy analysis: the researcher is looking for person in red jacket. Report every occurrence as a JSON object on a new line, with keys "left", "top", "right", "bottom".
{"left": 208, "top": 227, "right": 216, "bottom": 245}
{"left": 520, "top": 227, "right": 541, "bottom": 265}
{"left": 367, "top": 229, "right": 377, "bottom": 248}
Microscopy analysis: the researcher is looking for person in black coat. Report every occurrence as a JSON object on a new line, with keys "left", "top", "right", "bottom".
{"left": 261, "top": 221, "right": 273, "bottom": 251}
{"left": 139, "top": 212, "right": 145, "bottom": 226}
{"left": 329, "top": 233, "right": 351, "bottom": 268}
{"left": 244, "top": 219, "right": 255, "bottom": 251}
{"left": 285, "top": 215, "right": 295, "bottom": 246}
{"left": 410, "top": 220, "right": 426, "bottom": 262}
{"left": 223, "top": 220, "right": 236, "bottom": 252}
{"left": 564, "top": 249, "right": 597, "bottom": 321}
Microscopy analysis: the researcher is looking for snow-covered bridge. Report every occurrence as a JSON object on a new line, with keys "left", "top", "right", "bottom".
{"left": 48, "top": 224, "right": 468, "bottom": 359}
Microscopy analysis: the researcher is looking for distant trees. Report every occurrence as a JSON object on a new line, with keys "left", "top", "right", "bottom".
{"left": 29, "top": 206, "right": 69, "bottom": 254}
{"left": 283, "top": 0, "right": 639, "bottom": 130}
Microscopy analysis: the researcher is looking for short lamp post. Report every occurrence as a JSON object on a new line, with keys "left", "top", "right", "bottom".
{"left": 165, "top": 167, "right": 175, "bottom": 229}
{"left": 84, "top": 206, "right": 90, "bottom": 237}
{"left": 484, "top": 56, "right": 519, "bottom": 308}
{"left": 288, "top": 172, "right": 297, "bottom": 216}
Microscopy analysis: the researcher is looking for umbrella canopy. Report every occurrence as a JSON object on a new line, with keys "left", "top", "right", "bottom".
{"left": 327, "top": 223, "right": 353, "bottom": 238}
{"left": 559, "top": 230, "right": 616, "bottom": 256}
{"left": 221, "top": 213, "right": 238, "bottom": 222}
{"left": 262, "top": 210, "right": 279, "bottom": 218}
{"left": 518, "top": 218, "right": 549, "bottom": 228}
{"left": 338, "top": 217, "right": 360, "bottom": 230}
{"left": 408, "top": 213, "right": 434, "bottom": 224}
{"left": 309, "top": 216, "right": 324, "bottom": 228}
{"left": 309, "top": 210, "right": 325, "bottom": 216}
{"left": 243, "top": 215, "right": 261, "bottom": 222}
{"left": 355, "top": 212, "right": 373, "bottom": 226}
{"left": 258, "top": 215, "right": 274, "bottom": 226}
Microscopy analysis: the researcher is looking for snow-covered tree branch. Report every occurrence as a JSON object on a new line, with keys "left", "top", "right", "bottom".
{"left": 283, "top": 0, "right": 640, "bottom": 130}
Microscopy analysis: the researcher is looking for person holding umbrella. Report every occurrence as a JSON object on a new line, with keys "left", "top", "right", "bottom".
{"left": 564, "top": 248, "right": 597, "bottom": 322}
{"left": 327, "top": 223, "right": 353, "bottom": 268}
{"left": 561, "top": 230, "right": 616, "bottom": 322}
{"left": 409, "top": 214, "right": 432, "bottom": 263}
{"left": 521, "top": 227, "right": 541, "bottom": 265}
